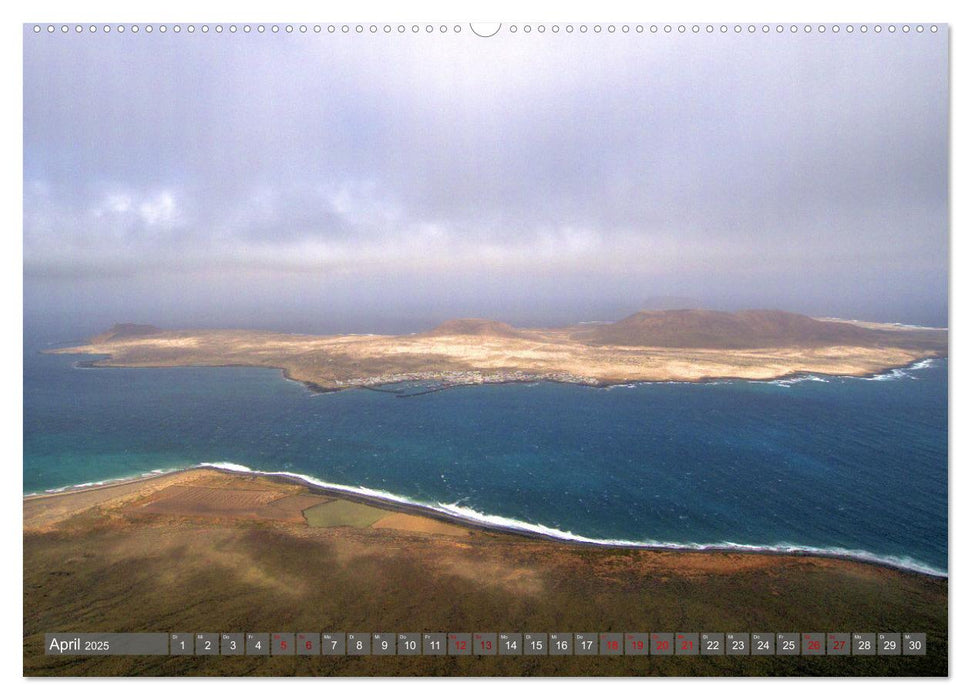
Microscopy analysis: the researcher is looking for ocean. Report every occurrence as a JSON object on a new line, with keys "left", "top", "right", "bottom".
{"left": 23, "top": 332, "right": 948, "bottom": 576}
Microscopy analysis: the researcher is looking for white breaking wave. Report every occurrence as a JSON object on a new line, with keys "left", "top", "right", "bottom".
{"left": 861, "top": 368, "right": 912, "bottom": 382}
{"left": 37, "top": 467, "right": 183, "bottom": 494}
{"left": 765, "top": 375, "right": 831, "bottom": 388}
{"left": 198, "top": 462, "right": 433, "bottom": 510}
{"left": 195, "top": 462, "right": 946, "bottom": 578}
{"left": 859, "top": 358, "right": 938, "bottom": 382}
{"left": 765, "top": 358, "right": 940, "bottom": 386}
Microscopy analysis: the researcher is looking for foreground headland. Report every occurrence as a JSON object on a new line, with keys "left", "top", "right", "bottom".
{"left": 48, "top": 309, "right": 947, "bottom": 392}
{"left": 24, "top": 468, "right": 947, "bottom": 676}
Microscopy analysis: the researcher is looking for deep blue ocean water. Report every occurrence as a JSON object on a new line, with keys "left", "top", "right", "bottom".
{"left": 23, "top": 335, "right": 948, "bottom": 575}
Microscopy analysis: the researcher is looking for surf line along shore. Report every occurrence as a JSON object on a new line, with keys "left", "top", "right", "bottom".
{"left": 24, "top": 464, "right": 947, "bottom": 577}
{"left": 23, "top": 466, "right": 948, "bottom": 676}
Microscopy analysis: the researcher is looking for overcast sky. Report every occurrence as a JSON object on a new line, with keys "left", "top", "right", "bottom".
{"left": 23, "top": 26, "right": 948, "bottom": 335}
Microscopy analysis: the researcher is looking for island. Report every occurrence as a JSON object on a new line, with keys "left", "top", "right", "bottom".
{"left": 49, "top": 309, "right": 947, "bottom": 392}
{"left": 25, "top": 309, "right": 948, "bottom": 676}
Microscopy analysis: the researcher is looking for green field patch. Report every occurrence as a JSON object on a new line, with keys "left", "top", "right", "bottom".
{"left": 302, "top": 499, "right": 391, "bottom": 528}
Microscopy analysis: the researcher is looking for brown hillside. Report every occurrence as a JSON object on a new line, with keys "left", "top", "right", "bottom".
{"left": 419, "top": 318, "right": 531, "bottom": 339}
{"left": 577, "top": 309, "right": 882, "bottom": 349}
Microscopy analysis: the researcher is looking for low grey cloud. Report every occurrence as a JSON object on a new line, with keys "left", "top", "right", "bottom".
{"left": 23, "top": 28, "right": 948, "bottom": 332}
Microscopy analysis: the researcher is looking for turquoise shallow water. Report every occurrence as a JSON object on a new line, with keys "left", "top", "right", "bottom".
{"left": 23, "top": 335, "right": 947, "bottom": 575}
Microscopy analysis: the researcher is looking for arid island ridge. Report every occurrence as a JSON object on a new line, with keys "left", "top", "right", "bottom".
{"left": 51, "top": 309, "right": 947, "bottom": 392}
